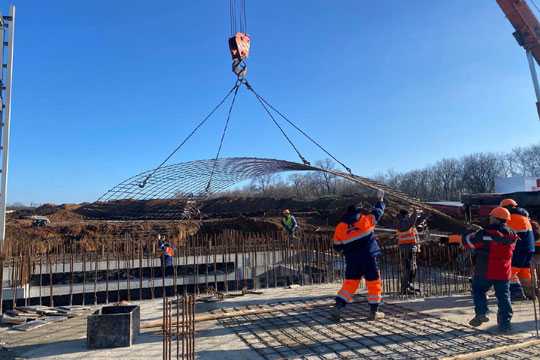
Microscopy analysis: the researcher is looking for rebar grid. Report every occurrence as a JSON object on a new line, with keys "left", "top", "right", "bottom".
{"left": 220, "top": 300, "right": 517, "bottom": 360}
{"left": 99, "top": 158, "right": 317, "bottom": 202}
{"left": 93, "top": 157, "right": 465, "bottom": 225}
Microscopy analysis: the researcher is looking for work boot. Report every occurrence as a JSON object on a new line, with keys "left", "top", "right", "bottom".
{"left": 368, "top": 311, "right": 385, "bottom": 321}
{"left": 498, "top": 323, "right": 512, "bottom": 333}
{"left": 331, "top": 304, "right": 344, "bottom": 322}
{"left": 510, "top": 283, "right": 527, "bottom": 302}
{"left": 468, "top": 315, "right": 489, "bottom": 327}
{"left": 523, "top": 286, "right": 536, "bottom": 300}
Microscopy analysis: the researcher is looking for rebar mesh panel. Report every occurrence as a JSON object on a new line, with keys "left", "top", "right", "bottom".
{"left": 99, "top": 157, "right": 317, "bottom": 201}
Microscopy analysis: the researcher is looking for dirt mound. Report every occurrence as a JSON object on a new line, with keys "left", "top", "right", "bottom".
{"left": 6, "top": 219, "right": 201, "bottom": 254}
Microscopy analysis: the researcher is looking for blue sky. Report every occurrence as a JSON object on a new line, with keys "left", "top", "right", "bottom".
{"left": 6, "top": 0, "right": 540, "bottom": 204}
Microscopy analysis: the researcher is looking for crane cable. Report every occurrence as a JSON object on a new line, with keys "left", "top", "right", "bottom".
{"left": 139, "top": 83, "right": 239, "bottom": 188}
{"left": 230, "top": 0, "right": 247, "bottom": 35}
{"left": 243, "top": 80, "right": 353, "bottom": 174}
{"left": 206, "top": 82, "right": 241, "bottom": 192}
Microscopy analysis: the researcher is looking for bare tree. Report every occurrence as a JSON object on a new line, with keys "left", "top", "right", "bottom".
{"left": 461, "top": 153, "right": 501, "bottom": 194}
{"left": 251, "top": 174, "right": 277, "bottom": 194}
{"left": 315, "top": 159, "right": 338, "bottom": 195}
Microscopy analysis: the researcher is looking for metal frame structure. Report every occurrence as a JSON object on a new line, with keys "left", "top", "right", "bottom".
{"left": 96, "top": 157, "right": 466, "bottom": 227}
{"left": 0, "top": 5, "right": 15, "bottom": 250}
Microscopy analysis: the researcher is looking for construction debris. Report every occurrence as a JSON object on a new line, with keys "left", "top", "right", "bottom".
{"left": 1, "top": 306, "right": 90, "bottom": 331}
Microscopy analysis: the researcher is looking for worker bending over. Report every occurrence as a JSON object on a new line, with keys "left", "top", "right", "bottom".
{"left": 464, "top": 207, "right": 518, "bottom": 333}
{"left": 396, "top": 208, "right": 420, "bottom": 295}
{"left": 281, "top": 209, "right": 298, "bottom": 237}
{"left": 500, "top": 199, "right": 535, "bottom": 300}
{"left": 332, "top": 190, "right": 385, "bottom": 321}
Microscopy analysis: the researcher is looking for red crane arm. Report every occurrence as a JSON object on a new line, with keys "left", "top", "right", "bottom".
{"left": 497, "top": 0, "right": 540, "bottom": 65}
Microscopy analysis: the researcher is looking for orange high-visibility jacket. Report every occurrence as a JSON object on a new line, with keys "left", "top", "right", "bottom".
{"left": 333, "top": 214, "right": 376, "bottom": 246}
{"left": 397, "top": 227, "right": 418, "bottom": 245}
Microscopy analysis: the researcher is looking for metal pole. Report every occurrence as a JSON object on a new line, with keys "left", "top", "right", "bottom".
{"left": 526, "top": 50, "right": 540, "bottom": 121}
{"left": 0, "top": 5, "right": 15, "bottom": 250}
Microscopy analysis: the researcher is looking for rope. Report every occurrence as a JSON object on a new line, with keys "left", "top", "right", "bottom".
{"left": 206, "top": 83, "right": 241, "bottom": 192}
{"left": 243, "top": 81, "right": 352, "bottom": 173}
{"left": 139, "top": 83, "right": 239, "bottom": 188}
{"left": 243, "top": 81, "right": 310, "bottom": 165}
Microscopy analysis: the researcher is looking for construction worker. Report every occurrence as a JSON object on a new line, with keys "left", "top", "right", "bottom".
{"left": 281, "top": 209, "right": 298, "bottom": 237}
{"left": 396, "top": 208, "right": 420, "bottom": 295}
{"left": 463, "top": 207, "right": 518, "bottom": 333}
{"left": 531, "top": 220, "right": 540, "bottom": 296}
{"left": 332, "top": 190, "right": 385, "bottom": 322}
{"left": 500, "top": 198, "right": 535, "bottom": 300}
{"left": 158, "top": 235, "right": 174, "bottom": 273}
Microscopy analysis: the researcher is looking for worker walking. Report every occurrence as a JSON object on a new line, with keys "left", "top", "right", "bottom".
{"left": 500, "top": 199, "right": 535, "bottom": 300}
{"left": 396, "top": 208, "right": 420, "bottom": 295}
{"left": 281, "top": 209, "right": 298, "bottom": 237}
{"left": 332, "top": 190, "right": 385, "bottom": 322}
{"left": 464, "top": 207, "right": 518, "bottom": 333}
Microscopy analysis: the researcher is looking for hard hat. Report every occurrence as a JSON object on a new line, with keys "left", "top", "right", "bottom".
{"left": 489, "top": 207, "right": 511, "bottom": 221}
{"left": 500, "top": 198, "right": 518, "bottom": 207}
{"left": 283, "top": 209, "right": 290, "bottom": 215}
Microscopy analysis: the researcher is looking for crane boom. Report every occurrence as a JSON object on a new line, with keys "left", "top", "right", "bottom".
{"left": 497, "top": 0, "right": 540, "bottom": 119}
{"left": 497, "top": 0, "right": 540, "bottom": 64}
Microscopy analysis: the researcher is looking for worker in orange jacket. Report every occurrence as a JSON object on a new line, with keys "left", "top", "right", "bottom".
{"left": 396, "top": 208, "right": 421, "bottom": 295}
{"left": 500, "top": 199, "right": 535, "bottom": 300}
{"left": 332, "top": 190, "right": 385, "bottom": 321}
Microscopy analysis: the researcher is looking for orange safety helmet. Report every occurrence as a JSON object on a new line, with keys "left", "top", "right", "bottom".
{"left": 500, "top": 198, "right": 518, "bottom": 208}
{"left": 490, "top": 207, "right": 512, "bottom": 221}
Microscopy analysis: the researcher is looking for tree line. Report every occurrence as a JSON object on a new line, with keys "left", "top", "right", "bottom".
{"left": 221, "top": 142, "right": 540, "bottom": 202}
{"left": 377, "top": 143, "right": 540, "bottom": 201}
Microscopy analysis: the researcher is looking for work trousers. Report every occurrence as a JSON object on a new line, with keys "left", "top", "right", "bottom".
{"left": 336, "top": 254, "right": 382, "bottom": 309}
{"left": 399, "top": 244, "right": 418, "bottom": 293}
{"left": 472, "top": 278, "right": 512, "bottom": 328}
{"left": 511, "top": 252, "right": 534, "bottom": 300}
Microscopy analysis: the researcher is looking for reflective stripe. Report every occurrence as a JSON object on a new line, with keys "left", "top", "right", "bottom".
{"left": 338, "top": 289, "right": 353, "bottom": 303}
{"left": 482, "top": 236, "right": 493, "bottom": 241}
{"left": 397, "top": 227, "right": 418, "bottom": 245}
{"left": 333, "top": 228, "right": 374, "bottom": 245}
{"left": 367, "top": 295, "right": 382, "bottom": 304}
{"left": 464, "top": 234, "right": 475, "bottom": 248}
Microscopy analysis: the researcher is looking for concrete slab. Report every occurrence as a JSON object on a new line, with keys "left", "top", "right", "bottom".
{"left": 0, "top": 284, "right": 539, "bottom": 359}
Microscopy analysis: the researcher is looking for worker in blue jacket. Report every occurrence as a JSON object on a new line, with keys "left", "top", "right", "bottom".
{"left": 500, "top": 199, "right": 535, "bottom": 300}
{"left": 332, "top": 190, "right": 385, "bottom": 322}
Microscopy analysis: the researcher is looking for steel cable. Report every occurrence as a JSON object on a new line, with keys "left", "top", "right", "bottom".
{"left": 139, "top": 83, "right": 239, "bottom": 188}
{"left": 206, "top": 83, "right": 241, "bottom": 192}
{"left": 243, "top": 80, "right": 352, "bottom": 173}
